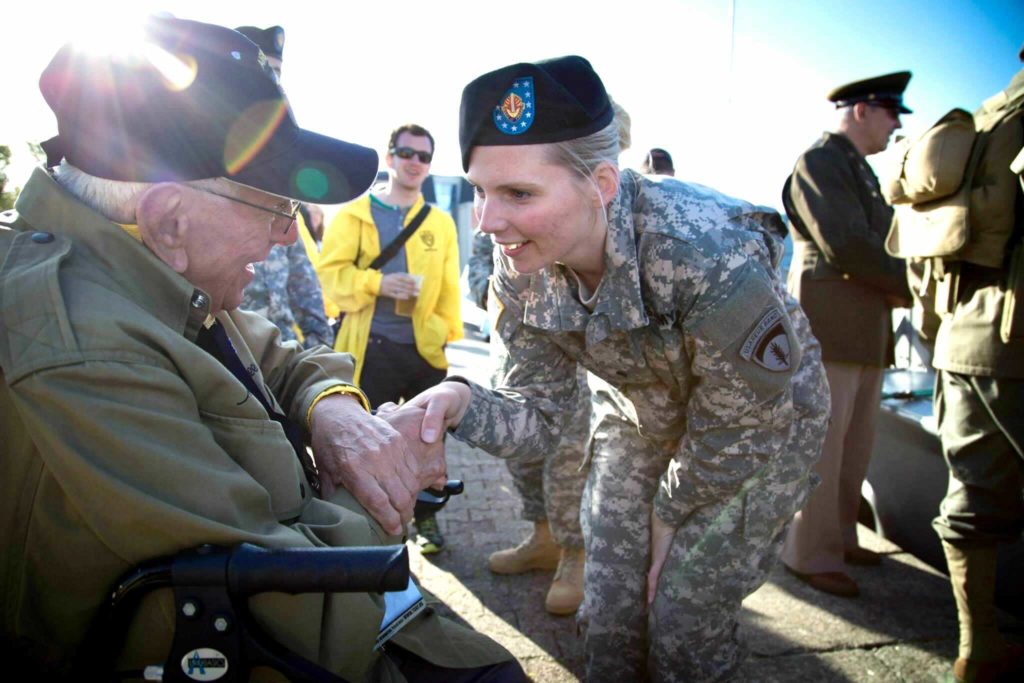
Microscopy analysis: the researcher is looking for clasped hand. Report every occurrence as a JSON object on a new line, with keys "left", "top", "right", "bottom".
{"left": 310, "top": 394, "right": 447, "bottom": 535}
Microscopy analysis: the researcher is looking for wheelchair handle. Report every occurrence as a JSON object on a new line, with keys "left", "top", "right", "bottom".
{"left": 226, "top": 544, "right": 409, "bottom": 596}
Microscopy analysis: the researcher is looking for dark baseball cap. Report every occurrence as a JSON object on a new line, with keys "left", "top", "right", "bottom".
{"left": 38, "top": 16, "right": 377, "bottom": 204}
{"left": 459, "top": 55, "right": 613, "bottom": 171}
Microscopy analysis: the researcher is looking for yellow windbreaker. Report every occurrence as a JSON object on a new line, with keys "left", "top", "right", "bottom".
{"left": 317, "top": 193, "right": 463, "bottom": 384}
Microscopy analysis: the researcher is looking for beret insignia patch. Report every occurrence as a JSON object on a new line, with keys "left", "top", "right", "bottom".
{"left": 740, "top": 308, "right": 791, "bottom": 372}
{"left": 493, "top": 77, "right": 534, "bottom": 135}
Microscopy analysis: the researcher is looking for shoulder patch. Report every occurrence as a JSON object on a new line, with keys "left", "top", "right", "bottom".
{"left": 740, "top": 308, "right": 791, "bottom": 372}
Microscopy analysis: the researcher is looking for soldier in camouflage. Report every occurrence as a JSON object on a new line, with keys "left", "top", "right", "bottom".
{"left": 244, "top": 241, "right": 334, "bottom": 349}
{"left": 467, "top": 229, "right": 496, "bottom": 310}
{"left": 469, "top": 227, "right": 591, "bottom": 615}
{"left": 406, "top": 56, "right": 830, "bottom": 681}
{"left": 236, "top": 25, "right": 333, "bottom": 350}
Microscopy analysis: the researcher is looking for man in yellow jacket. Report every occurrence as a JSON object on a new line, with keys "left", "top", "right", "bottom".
{"left": 318, "top": 123, "right": 463, "bottom": 553}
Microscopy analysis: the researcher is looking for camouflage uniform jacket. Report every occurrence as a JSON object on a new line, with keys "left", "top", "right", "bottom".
{"left": 243, "top": 239, "right": 333, "bottom": 349}
{"left": 467, "top": 229, "right": 495, "bottom": 310}
{"left": 453, "top": 170, "right": 830, "bottom": 528}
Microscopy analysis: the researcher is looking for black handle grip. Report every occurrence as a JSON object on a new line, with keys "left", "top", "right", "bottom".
{"left": 226, "top": 543, "right": 409, "bottom": 596}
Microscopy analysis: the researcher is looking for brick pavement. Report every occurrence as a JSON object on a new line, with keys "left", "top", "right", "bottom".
{"left": 410, "top": 437, "right": 585, "bottom": 681}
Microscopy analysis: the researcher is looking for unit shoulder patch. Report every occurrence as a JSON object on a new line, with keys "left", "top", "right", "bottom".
{"left": 740, "top": 308, "right": 792, "bottom": 372}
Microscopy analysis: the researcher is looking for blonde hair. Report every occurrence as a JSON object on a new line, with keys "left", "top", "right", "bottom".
{"left": 546, "top": 97, "right": 632, "bottom": 181}
{"left": 55, "top": 161, "right": 227, "bottom": 224}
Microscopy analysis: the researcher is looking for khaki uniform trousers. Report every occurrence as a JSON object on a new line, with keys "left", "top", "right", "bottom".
{"left": 782, "top": 360, "right": 883, "bottom": 573}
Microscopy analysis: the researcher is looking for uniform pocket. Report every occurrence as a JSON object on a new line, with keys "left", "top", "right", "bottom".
{"left": 200, "top": 411, "right": 308, "bottom": 521}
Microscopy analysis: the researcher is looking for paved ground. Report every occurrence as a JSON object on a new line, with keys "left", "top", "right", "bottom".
{"left": 407, "top": 338, "right": 1023, "bottom": 682}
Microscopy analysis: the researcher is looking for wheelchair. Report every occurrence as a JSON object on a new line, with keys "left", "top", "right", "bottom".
{"left": 77, "top": 481, "right": 464, "bottom": 682}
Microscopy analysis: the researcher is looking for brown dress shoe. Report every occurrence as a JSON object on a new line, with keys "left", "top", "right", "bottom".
{"left": 784, "top": 564, "right": 860, "bottom": 598}
{"left": 844, "top": 546, "right": 882, "bottom": 566}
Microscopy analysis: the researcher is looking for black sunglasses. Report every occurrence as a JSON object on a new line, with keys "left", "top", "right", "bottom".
{"left": 390, "top": 146, "right": 433, "bottom": 164}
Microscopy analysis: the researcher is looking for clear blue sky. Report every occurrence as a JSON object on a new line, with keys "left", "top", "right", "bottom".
{"left": 2, "top": 0, "right": 1021, "bottom": 210}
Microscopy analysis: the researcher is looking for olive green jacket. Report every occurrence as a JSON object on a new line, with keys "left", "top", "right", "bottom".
{"left": 933, "top": 68, "right": 1024, "bottom": 378}
{"left": 784, "top": 132, "right": 910, "bottom": 367}
{"left": 0, "top": 169, "right": 509, "bottom": 679}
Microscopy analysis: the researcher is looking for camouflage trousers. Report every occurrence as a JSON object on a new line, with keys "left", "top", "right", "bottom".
{"left": 579, "top": 387, "right": 824, "bottom": 682}
{"left": 506, "top": 366, "right": 590, "bottom": 549}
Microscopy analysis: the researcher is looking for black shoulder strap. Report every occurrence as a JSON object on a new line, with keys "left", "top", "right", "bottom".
{"left": 369, "top": 204, "right": 431, "bottom": 270}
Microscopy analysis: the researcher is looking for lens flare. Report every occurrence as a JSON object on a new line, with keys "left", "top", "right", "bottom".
{"left": 145, "top": 44, "right": 197, "bottom": 91}
{"left": 295, "top": 166, "right": 330, "bottom": 199}
{"left": 223, "top": 100, "right": 289, "bottom": 175}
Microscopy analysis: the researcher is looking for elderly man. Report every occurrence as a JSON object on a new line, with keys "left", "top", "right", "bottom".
{"left": 0, "top": 16, "right": 521, "bottom": 681}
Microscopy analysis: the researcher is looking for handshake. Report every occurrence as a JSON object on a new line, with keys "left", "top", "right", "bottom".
{"left": 308, "top": 381, "right": 474, "bottom": 535}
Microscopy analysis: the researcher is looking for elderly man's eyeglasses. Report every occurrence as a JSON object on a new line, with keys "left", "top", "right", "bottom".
{"left": 195, "top": 186, "right": 299, "bottom": 233}
{"left": 390, "top": 147, "right": 433, "bottom": 164}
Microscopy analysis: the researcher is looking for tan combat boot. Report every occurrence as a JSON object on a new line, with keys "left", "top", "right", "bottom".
{"left": 488, "top": 520, "right": 561, "bottom": 574}
{"left": 545, "top": 547, "right": 585, "bottom": 616}
{"left": 943, "top": 541, "right": 1023, "bottom": 683}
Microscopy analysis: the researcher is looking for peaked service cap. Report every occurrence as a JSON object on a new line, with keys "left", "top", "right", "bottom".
{"left": 827, "top": 71, "right": 913, "bottom": 114}
{"left": 38, "top": 15, "right": 377, "bottom": 204}
{"left": 459, "top": 55, "right": 613, "bottom": 171}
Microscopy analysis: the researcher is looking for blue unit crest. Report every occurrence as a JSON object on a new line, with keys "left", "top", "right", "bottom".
{"left": 493, "top": 77, "right": 534, "bottom": 135}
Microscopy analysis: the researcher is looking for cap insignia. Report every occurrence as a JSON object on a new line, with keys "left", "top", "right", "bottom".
{"left": 493, "top": 77, "right": 534, "bottom": 135}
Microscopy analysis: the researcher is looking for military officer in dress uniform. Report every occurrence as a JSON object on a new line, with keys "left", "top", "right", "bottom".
{"left": 780, "top": 72, "right": 913, "bottom": 597}
{"left": 404, "top": 55, "right": 830, "bottom": 682}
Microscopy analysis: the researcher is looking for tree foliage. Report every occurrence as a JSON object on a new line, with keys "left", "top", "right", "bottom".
{"left": 1, "top": 142, "right": 45, "bottom": 211}
{"left": 0, "top": 144, "right": 15, "bottom": 211}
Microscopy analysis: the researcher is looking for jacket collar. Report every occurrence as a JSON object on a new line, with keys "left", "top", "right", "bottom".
{"left": 346, "top": 191, "right": 426, "bottom": 224}
{"left": 14, "top": 167, "right": 211, "bottom": 340}
{"left": 823, "top": 131, "right": 861, "bottom": 157}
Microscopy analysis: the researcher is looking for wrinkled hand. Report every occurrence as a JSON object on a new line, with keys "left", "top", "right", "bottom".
{"left": 310, "top": 394, "right": 421, "bottom": 534}
{"left": 380, "top": 272, "right": 418, "bottom": 300}
{"left": 403, "top": 381, "right": 473, "bottom": 444}
{"left": 647, "top": 509, "right": 676, "bottom": 605}
{"left": 379, "top": 404, "right": 448, "bottom": 491}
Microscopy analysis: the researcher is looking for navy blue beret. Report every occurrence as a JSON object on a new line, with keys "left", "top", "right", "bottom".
{"left": 459, "top": 55, "right": 613, "bottom": 171}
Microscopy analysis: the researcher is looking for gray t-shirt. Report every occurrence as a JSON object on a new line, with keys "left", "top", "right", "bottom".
{"left": 368, "top": 195, "right": 415, "bottom": 344}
